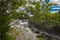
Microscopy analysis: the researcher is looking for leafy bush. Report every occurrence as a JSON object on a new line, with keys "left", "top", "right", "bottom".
{"left": 6, "top": 28, "right": 20, "bottom": 40}
{"left": 29, "top": 13, "right": 60, "bottom": 29}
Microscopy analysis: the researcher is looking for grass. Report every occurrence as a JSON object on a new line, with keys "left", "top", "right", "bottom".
{"left": 39, "top": 37, "right": 45, "bottom": 40}
{"left": 37, "top": 35, "right": 45, "bottom": 40}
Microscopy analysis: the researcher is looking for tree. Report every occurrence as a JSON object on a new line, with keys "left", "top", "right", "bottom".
{"left": 28, "top": 0, "right": 60, "bottom": 38}
{"left": 1, "top": 0, "right": 60, "bottom": 40}
{"left": 28, "top": 0, "right": 60, "bottom": 37}
{"left": 0, "top": 0, "right": 27, "bottom": 40}
{"left": 28, "top": 0, "right": 53, "bottom": 29}
{"left": 27, "top": 0, "right": 60, "bottom": 40}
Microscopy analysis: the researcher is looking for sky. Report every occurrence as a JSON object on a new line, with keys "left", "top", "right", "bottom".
{"left": 40, "top": 0, "right": 60, "bottom": 5}
{"left": 50, "top": 0, "right": 60, "bottom": 4}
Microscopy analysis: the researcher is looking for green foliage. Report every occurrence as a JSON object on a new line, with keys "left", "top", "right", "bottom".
{"left": 0, "top": 0, "right": 26, "bottom": 40}
{"left": 0, "top": 0, "right": 60, "bottom": 40}
{"left": 6, "top": 28, "right": 20, "bottom": 40}
{"left": 38, "top": 35, "right": 45, "bottom": 40}
{"left": 28, "top": 0, "right": 60, "bottom": 29}
{"left": 29, "top": 13, "right": 60, "bottom": 29}
{"left": 0, "top": 14, "right": 12, "bottom": 40}
{"left": 39, "top": 37, "right": 45, "bottom": 40}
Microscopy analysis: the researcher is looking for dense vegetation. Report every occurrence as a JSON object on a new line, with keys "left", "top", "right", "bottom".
{"left": 0, "top": 0, "right": 60, "bottom": 40}
{"left": 0, "top": 0, "right": 26, "bottom": 40}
